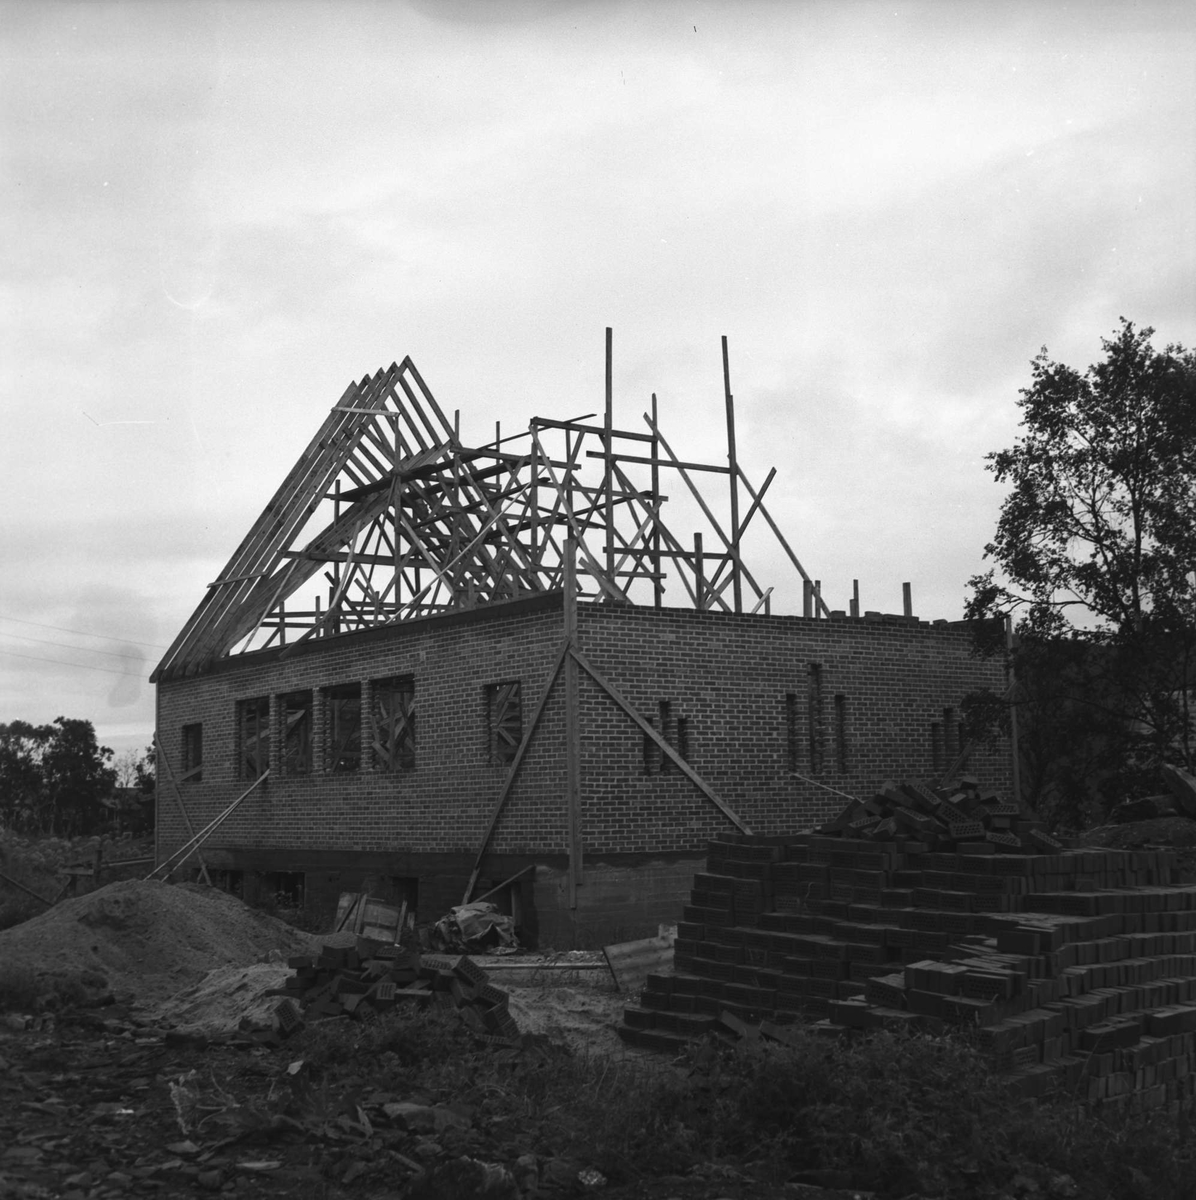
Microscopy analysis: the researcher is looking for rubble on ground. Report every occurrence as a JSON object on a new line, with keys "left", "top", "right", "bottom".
{"left": 270, "top": 940, "right": 524, "bottom": 1045}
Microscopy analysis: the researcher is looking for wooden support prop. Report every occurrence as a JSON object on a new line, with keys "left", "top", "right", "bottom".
{"left": 145, "top": 771, "right": 270, "bottom": 880}
{"left": 650, "top": 393, "right": 662, "bottom": 609}
{"left": 851, "top": 579, "right": 860, "bottom": 619}
{"left": 694, "top": 532, "right": 705, "bottom": 610}
{"left": 568, "top": 645, "right": 751, "bottom": 833}
{"left": 463, "top": 640, "right": 570, "bottom": 904}
{"left": 903, "top": 582, "right": 913, "bottom": 618}
{"left": 736, "top": 464, "right": 830, "bottom": 617}
{"left": 604, "top": 328, "right": 615, "bottom": 590}
{"left": 563, "top": 536, "right": 582, "bottom": 908}
{"left": 1006, "top": 614, "right": 1022, "bottom": 807}
{"left": 0, "top": 867, "right": 54, "bottom": 906}
{"left": 156, "top": 736, "right": 213, "bottom": 887}
{"left": 722, "top": 336, "right": 742, "bottom": 614}
{"left": 750, "top": 586, "right": 773, "bottom": 615}
{"left": 471, "top": 863, "right": 536, "bottom": 906}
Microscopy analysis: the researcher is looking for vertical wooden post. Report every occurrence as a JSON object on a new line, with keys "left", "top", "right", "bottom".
{"left": 851, "top": 579, "right": 860, "bottom": 619}
{"left": 903, "top": 582, "right": 913, "bottom": 618}
{"left": 651, "top": 393, "right": 662, "bottom": 609}
{"left": 530, "top": 422, "right": 539, "bottom": 569}
{"left": 694, "top": 532, "right": 704, "bottom": 611}
{"left": 1006, "top": 614, "right": 1022, "bottom": 807}
{"left": 722, "top": 336, "right": 742, "bottom": 614}
{"left": 814, "top": 580, "right": 822, "bottom": 619}
{"left": 563, "top": 536, "right": 582, "bottom": 907}
{"left": 604, "top": 327, "right": 615, "bottom": 594}
{"left": 803, "top": 579, "right": 813, "bottom": 618}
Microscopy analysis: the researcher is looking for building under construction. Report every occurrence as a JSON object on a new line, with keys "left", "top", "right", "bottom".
{"left": 152, "top": 333, "right": 1010, "bottom": 946}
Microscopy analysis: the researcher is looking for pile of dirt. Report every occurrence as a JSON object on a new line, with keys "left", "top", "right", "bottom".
{"left": 0, "top": 878, "right": 319, "bottom": 1007}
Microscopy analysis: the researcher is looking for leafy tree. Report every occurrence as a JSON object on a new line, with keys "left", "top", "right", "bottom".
{"left": 966, "top": 320, "right": 1196, "bottom": 823}
{"left": 0, "top": 721, "right": 53, "bottom": 833}
{"left": 0, "top": 717, "right": 116, "bottom": 836}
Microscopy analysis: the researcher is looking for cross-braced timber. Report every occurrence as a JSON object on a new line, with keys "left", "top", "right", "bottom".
{"left": 152, "top": 333, "right": 828, "bottom": 683}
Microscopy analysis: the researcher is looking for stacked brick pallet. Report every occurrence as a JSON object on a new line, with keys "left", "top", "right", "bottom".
{"left": 271, "top": 939, "right": 521, "bottom": 1043}
{"left": 618, "top": 779, "right": 1196, "bottom": 1113}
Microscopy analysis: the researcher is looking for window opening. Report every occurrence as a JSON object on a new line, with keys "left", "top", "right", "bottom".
{"left": 237, "top": 697, "right": 270, "bottom": 780}
{"left": 181, "top": 723, "right": 203, "bottom": 783}
{"left": 785, "top": 692, "right": 798, "bottom": 773}
{"left": 486, "top": 681, "right": 522, "bottom": 764}
{"left": 262, "top": 870, "right": 305, "bottom": 908}
{"left": 373, "top": 676, "right": 416, "bottom": 770}
{"left": 834, "top": 694, "right": 849, "bottom": 774}
{"left": 281, "top": 690, "right": 313, "bottom": 775}
{"left": 807, "top": 664, "right": 825, "bottom": 775}
{"left": 327, "top": 683, "right": 362, "bottom": 772}
{"left": 658, "top": 700, "right": 673, "bottom": 773}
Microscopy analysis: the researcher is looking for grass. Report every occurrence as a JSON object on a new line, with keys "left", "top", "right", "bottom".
{"left": 285, "top": 1008, "right": 1196, "bottom": 1199}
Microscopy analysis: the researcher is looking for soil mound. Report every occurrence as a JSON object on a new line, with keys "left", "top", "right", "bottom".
{"left": 0, "top": 878, "right": 319, "bottom": 1006}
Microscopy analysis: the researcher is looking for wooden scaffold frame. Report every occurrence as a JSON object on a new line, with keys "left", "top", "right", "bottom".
{"left": 152, "top": 330, "right": 829, "bottom": 684}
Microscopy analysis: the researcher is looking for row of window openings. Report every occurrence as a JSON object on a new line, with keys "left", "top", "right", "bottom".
{"left": 182, "top": 678, "right": 523, "bottom": 782}
{"left": 786, "top": 665, "right": 850, "bottom": 776}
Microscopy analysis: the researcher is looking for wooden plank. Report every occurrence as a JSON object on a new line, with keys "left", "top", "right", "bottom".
{"left": 462, "top": 640, "right": 570, "bottom": 903}
{"left": 603, "top": 929, "right": 676, "bottom": 993}
{"left": 722, "top": 336, "right": 742, "bottom": 613}
{"left": 569, "top": 645, "right": 751, "bottom": 834}
{"left": 564, "top": 536, "right": 582, "bottom": 908}
{"left": 585, "top": 450, "right": 730, "bottom": 474}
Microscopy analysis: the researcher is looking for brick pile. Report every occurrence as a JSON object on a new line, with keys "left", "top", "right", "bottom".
{"left": 618, "top": 779, "right": 1196, "bottom": 1114}
{"left": 271, "top": 939, "right": 521, "bottom": 1043}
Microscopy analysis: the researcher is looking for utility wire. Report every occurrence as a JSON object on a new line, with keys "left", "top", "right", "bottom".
{"left": 0, "top": 615, "right": 168, "bottom": 651}
{"left": 2, "top": 632, "right": 150, "bottom": 663}
{"left": 0, "top": 648, "right": 147, "bottom": 679}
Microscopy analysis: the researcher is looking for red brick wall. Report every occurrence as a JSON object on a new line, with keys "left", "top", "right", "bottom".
{"left": 156, "top": 599, "right": 1010, "bottom": 913}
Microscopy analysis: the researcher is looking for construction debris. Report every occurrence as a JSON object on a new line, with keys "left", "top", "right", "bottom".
{"left": 815, "top": 775, "right": 1064, "bottom": 853}
{"left": 619, "top": 777, "right": 1196, "bottom": 1113}
{"left": 430, "top": 902, "right": 519, "bottom": 955}
{"left": 270, "top": 940, "right": 522, "bottom": 1044}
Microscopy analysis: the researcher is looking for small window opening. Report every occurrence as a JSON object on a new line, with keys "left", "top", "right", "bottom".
{"left": 262, "top": 870, "right": 305, "bottom": 908}
{"left": 281, "top": 690, "right": 313, "bottom": 776}
{"left": 237, "top": 697, "right": 270, "bottom": 780}
{"left": 328, "top": 683, "right": 362, "bottom": 772}
{"left": 486, "top": 681, "right": 522, "bottom": 764}
{"left": 807, "top": 664, "right": 825, "bottom": 775}
{"left": 785, "top": 692, "right": 798, "bottom": 773}
{"left": 834, "top": 694, "right": 849, "bottom": 774}
{"left": 181, "top": 723, "right": 203, "bottom": 783}
{"left": 374, "top": 676, "right": 416, "bottom": 770}
{"left": 658, "top": 701, "right": 673, "bottom": 773}
{"left": 209, "top": 868, "right": 243, "bottom": 898}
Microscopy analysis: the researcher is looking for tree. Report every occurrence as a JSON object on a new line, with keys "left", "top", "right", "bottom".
{"left": 966, "top": 320, "right": 1196, "bottom": 822}
{"left": 0, "top": 717, "right": 116, "bottom": 836}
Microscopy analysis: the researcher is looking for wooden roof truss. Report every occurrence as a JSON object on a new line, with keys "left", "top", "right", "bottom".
{"left": 153, "top": 333, "right": 826, "bottom": 682}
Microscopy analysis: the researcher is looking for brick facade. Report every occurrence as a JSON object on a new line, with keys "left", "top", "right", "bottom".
{"left": 156, "top": 594, "right": 1011, "bottom": 946}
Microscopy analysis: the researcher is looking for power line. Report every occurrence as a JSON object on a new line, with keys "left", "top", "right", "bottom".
{"left": 2, "top": 632, "right": 151, "bottom": 663}
{"left": 0, "top": 648, "right": 147, "bottom": 679}
{"left": 0, "top": 615, "right": 168, "bottom": 651}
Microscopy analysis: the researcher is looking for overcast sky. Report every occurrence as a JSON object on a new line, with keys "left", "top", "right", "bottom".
{"left": 2, "top": 0, "right": 1193, "bottom": 757}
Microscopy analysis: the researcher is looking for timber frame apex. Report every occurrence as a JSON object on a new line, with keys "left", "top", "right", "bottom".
{"left": 152, "top": 332, "right": 828, "bottom": 684}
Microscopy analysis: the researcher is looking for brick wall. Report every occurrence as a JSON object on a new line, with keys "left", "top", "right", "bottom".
{"left": 156, "top": 596, "right": 1010, "bottom": 941}
{"left": 574, "top": 606, "right": 1011, "bottom": 854}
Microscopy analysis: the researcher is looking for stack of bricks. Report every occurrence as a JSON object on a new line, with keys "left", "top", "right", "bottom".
{"left": 271, "top": 939, "right": 521, "bottom": 1043}
{"left": 617, "top": 778, "right": 1196, "bottom": 1114}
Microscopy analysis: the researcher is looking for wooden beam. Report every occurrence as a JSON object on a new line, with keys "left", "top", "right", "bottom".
{"left": 722, "top": 335, "right": 742, "bottom": 614}
{"left": 156, "top": 735, "right": 213, "bottom": 886}
{"left": 462, "top": 640, "right": 569, "bottom": 904}
{"left": 568, "top": 645, "right": 751, "bottom": 834}
{"left": 563, "top": 536, "right": 582, "bottom": 908}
